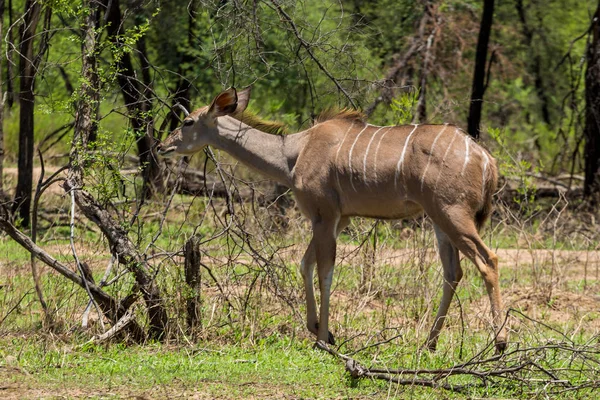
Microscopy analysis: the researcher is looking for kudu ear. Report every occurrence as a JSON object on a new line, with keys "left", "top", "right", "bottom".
{"left": 208, "top": 88, "right": 238, "bottom": 118}
{"left": 208, "top": 86, "right": 252, "bottom": 118}
{"left": 235, "top": 86, "right": 252, "bottom": 114}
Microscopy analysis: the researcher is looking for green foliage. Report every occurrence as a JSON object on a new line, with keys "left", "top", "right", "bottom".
{"left": 488, "top": 127, "right": 540, "bottom": 217}
{"left": 390, "top": 89, "right": 419, "bottom": 125}
{"left": 349, "top": 0, "right": 421, "bottom": 61}
{"left": 1, "top": 0, "right": 595, "bottom": 172}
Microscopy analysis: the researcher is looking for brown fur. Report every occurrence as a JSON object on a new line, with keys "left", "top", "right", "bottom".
{"left": 158, "top": 88, "right": 508, "bottom": 353}
{"left": 475, "top": 161, "right": 498, "bottom": 231}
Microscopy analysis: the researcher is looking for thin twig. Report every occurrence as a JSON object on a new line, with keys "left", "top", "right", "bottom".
{"left": 268, "top": 0, "right": 357, "bottom": 108}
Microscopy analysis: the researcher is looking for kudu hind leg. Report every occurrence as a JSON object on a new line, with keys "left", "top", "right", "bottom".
{"left": 314, "top": 219, "right": 338, "bottom": 345}
{"left": 451, "top": 223, "right": 507, "bottom": 352}
{"left": 425, "top": 225, "right": 463, "bottom": 351}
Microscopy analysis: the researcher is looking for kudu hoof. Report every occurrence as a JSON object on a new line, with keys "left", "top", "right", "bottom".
{"left": 327, "top": 331, "right": 336, "bottom": 346}
{"left": 314, "top": 322, "right": 336, "bottom": 346}
{"left": 495, "top": 340, "right": 508, "bottom": 354}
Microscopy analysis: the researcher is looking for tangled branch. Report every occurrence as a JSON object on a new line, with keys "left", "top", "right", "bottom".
{"left": 318, "top": 309, "right": 600, "bottom": 395}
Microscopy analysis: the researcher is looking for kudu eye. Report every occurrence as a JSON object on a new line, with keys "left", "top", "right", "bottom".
{"left": 183, "top": 119, "right": 194, "bottom": 127}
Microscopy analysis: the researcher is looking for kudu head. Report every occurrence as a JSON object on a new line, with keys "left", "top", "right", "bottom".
{"left": 157, "top": 87, "right": 251, "bottom": 157}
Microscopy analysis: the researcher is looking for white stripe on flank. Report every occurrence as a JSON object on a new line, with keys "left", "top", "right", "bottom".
{"left": 394, "top": 124, "right": 419, "bottom": 190}
{"left": 461, "top": 135, "right": 471, "bottom": 176}
{"left": 481, "top": 150, "right": 489, "bottom": 199}
{"left": 366, "top": 123, "right": 394, "bottom": 128}
{"left": 347, "top": 125, "right": 370, "bottom": 192}
{"left": 434, "top": 129, "right": 459, "bottom": 189}
{"left": 362, "top": 127, "right": 386, "bottom": 185}
{"left": 334, "top": 122, "right": 355, "bottom": 193}
{"left": 420, "top": 124, "right": 448, "bottom": 192}
{"left": 372, "top": 127, "right": 394, "bottom": 182}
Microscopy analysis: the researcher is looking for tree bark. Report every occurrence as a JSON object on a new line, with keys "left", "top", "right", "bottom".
{"left": 184, "top": 236, "right": 202, "bottom": 332}
{"left": 0, "top": 0, "right": 5, "bottom": 196}
{"left": 584, "top": 2, "right": 600, "bottom": 199}
{"left": 467, "top": 0, "right": 495, "bottom": 139}
{"left": 168, "top": 3, "right": 197, "bottom": 132}
{"left": 12, "top": 0, "right": 42, "bottom": 226}
{"left": 415, "top": 4, "right": 438, "bottom": 124}
{"left": 103, "top": 0, "right": 163, "bottom": 199}
{"left": 364, "top": 10, "right": 429, "bottom": 118}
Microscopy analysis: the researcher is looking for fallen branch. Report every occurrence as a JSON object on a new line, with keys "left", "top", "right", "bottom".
{"left": 0, "top": 209, "right": 146, "bottom": 342}
{"left": 315, "top": 341, "right": 475, "bottom": 392}
{"left": 92, "top": 305, "right": 137, "bottom": 342}
{"left": 316, "top": 308, "right": 600, "bottom": 394}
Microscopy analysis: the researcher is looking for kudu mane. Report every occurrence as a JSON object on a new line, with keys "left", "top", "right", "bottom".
{"left": 231, "top": 111, "right": 288, "bottom": 136}
{"left": 313, "top": 108, "right": 366, "bottom": 125}
{"left": 231, "top": 108, "right": 366, "bottom": 135}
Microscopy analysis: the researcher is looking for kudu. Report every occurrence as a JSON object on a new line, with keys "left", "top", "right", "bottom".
{"left": 157, "top": 87, "right": 507, "bottom": 352}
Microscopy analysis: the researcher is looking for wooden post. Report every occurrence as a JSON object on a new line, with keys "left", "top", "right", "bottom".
{"left": 184, "top": 235, "right": 202, "bottom": 332}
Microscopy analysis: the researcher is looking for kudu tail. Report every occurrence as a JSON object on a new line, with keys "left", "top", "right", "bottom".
{"left": 475, "top": 154, "right": 498, "bottom": 232}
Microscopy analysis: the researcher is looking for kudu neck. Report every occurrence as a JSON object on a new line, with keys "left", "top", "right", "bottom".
{"left": 208, "top": 116, "right": 301, "bottom": 187}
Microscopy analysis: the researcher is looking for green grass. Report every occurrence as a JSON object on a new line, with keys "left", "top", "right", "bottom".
{"left": 0, "top": 237, "right": 35, "bottom": 265}
{"left": 0, "top": 334, "right": 393, "bottom": 399}
{"left": 2, "top": 325, "right": 599, "bottom": 399}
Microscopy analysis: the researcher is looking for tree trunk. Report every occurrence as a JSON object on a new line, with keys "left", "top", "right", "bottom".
{"left": 0, "top": 0, "right": 5, "bottom": 195}
{"left": 364, "top": 10, "right": 428, "bottom": 118}
{"left": 467, "top": 0, "right": 495, "bottom": 139}
{"left": 5, "top": 0, "right": 14, "bottom": 109}
{"left": 103, "top": 0, "right": 163, "bottom": 199}
{"left": 584, "top": 2, "right": 600, "bottom": 199}
{"left": 415, "top": 4, "right": 438, "bottom": 124}
{"left": 12, "top": 0, "right": 42, "bottom": 227}
{"left": 168, "top": 3, "right": 197, "bottom": 132}
{"left": 515, "top": 0, "right": 551, "bottom": 127}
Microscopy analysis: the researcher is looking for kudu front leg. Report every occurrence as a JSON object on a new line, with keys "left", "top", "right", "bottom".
{"left": 301, "top": 241, "right": 335, "bottom": 344}
{"left": 301, "top": 217, "right": 348, "bottom": 346}
{"left": 314, "top": 219, "right": 338, "bottom": 346}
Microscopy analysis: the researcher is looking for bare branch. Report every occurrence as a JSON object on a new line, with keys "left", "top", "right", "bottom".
{"left": 268, "top": 0, "right": 357, "bottom": 108}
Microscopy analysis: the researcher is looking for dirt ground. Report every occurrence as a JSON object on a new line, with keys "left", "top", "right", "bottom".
{"left": 3, "top": 167, "right": 67, "bottom": 196}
